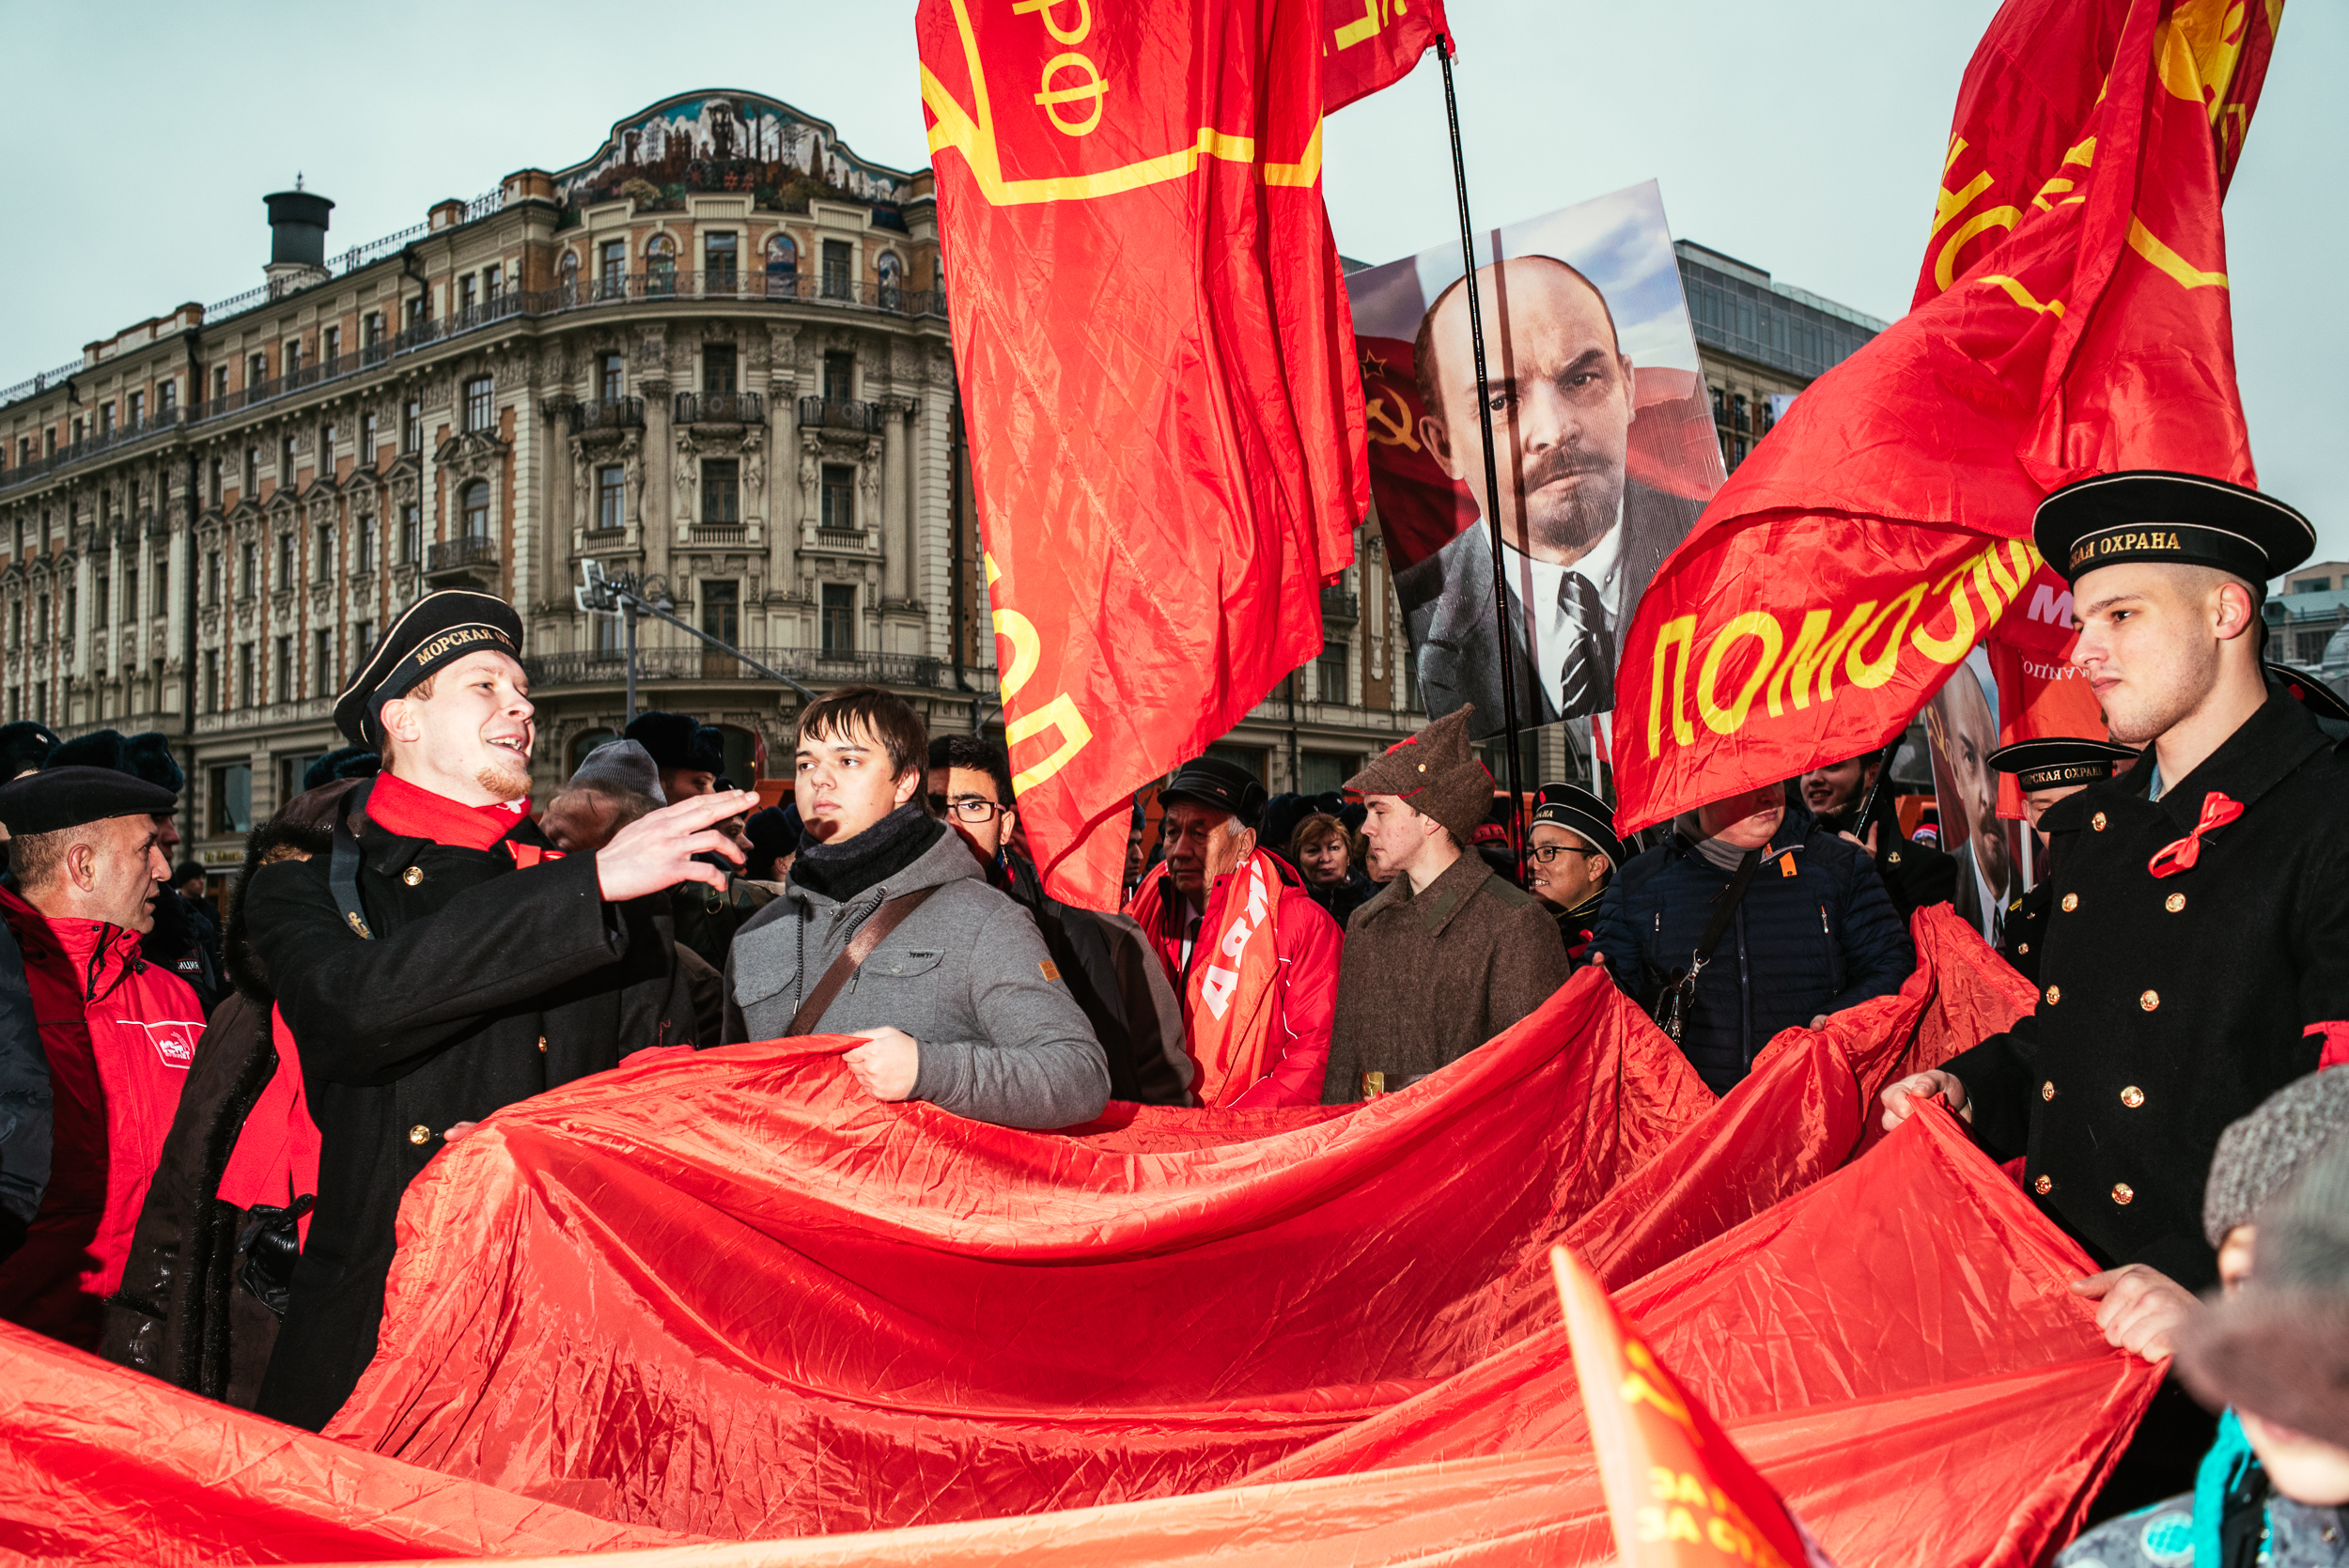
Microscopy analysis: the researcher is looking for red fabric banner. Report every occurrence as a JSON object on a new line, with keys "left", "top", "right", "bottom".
{"left": 919, "top": 0, "right": 1367, "bottom": 907}
{"left": 1610, "top": 0, "right": 2280, "bottom": 832}
{"left": 1322, "top": 0, "right": 1451, "bottom": 114}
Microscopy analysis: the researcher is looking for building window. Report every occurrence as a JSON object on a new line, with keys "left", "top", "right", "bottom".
{"left": 1315, "top": 642, "right": 1347, "bottom": 704}
{"left": 402, "top": 398, "right": 422, "bottom": 454}
{"left": 460, "top": 480, "right": 490, "bottom": 537}
{"left": 127, "top": 391, "right": 145, "bottom": 427}
{"left": 243, "top": 447, "right": 259, "bottom": 500}
{"left": 599, "top": 352, "right": 625, "bottom": 404}
{"left": 1299, "top": 752, "right": 1356, "bottom": 796}
{"left": 276, "top": 533, "right": 294, "bottom": 588}
{"left": 315, "top": 522, "right": 334, "bottom": 581}
{"left": 65, "top": 584, "right": 75, "bottom": 640}
{"left": 124, "top": 564, "right": 137, "bottom": 623}
{"left": 241, "top": 541, "right": 259, "bottom": 600}
{"left": 705, "top": 231, "right": 738, "bottom": 288}
{"left": 597, "top": 465, "right": 625, "bottom": 531}
{"left": 206, "top": 551, "right": 222, "bottom": 607}
{"left": 237, "top": 642, "right": 255, "bottom": 707}
{"left": 361, "top": 410, "right": 378, "bottom": 458}
{"left": 484, "top": 262, "right": 503, "bottom": 301}
{"left": 646, "top": 234, "right": 677, "bottom": 293}
{"left": 99, "top": 401, "right": 117, "bottom": 437}
{"left": 285, "top": 339, "right": 303, "bottom": 377}
{"left": 701, "top": 459, "right": 739, "bottom": 524}
{"left": 400, "top": 504, "right": 421, "bottom": 564}
{"left": 821, "top": 239, "right": 851, "bottom": 299}
{"left": 823, "top": 350, "right": 853, "bottom": 403}
{"left": 462, "top": 376, "right": 493, "bottom": 434}
{"left": 765, "top": 233, "right": 798, "bottom": 292}
{"left": 209, "top": 458, "right": 224, "bottom": 507}
{"left": 323, "top": 324, "right": 341, "bottom": 365}
{"left": 702, "top": 580, "right": 739, "bottom": 648}
{"left": 703, "top": 343, "right": 737, "bottom": 395}
{"left": 153, "top": 556, "right": 167, "bottom": 617}
{"left": 598, "top": 240, "right": 626, "bottom": 294}
{"left": 821, "top": 584, "right": 854, "bottom": 654}
{"left": 247, "top": 352, "right": 267, "bottom": 391}
{"left": 820, "top": 464, "right": 855, "bottom": 532}
{"left": 2298, "top": 629, "right": 2330, "bottom": 663}
{"left": 281, "top": 435, "right": 297, "bottom": 488}
{"left": 458, "top": 273, "right": 478, "bottom": 316}
{"left": 208, "top": 762, "right": 252, "bottom": 836}
{"left": 315, "top": 629, "right": 334, "bottom": 698}
{"left": 274, "top": 633, "right": 293, "bottom": 704}
{"left": 876, "top": 251, "right": 903, "bottom": 309}
{"left": 94, "top": 574, "right": 109, "bottom": 629}
{"left": 355, "top": 619, "right": 375, "bottom": 664}
{"left": 7, "top": 601, "right": 18, "bottom": 649}
{"left": 357, "top": 514, "right": 377, "bottom": 571}
{"left": 201, "top": 649, "right": 218, "bottom": 713}
{"left": 212, "top": 365, "right": 229, "bottom": 405}
{"left": 364, "top": 312, "right": 383, "bottom": 351}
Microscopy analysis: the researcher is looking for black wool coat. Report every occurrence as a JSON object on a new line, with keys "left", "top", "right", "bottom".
{"left": 242, "top": 806, "right": 694, "bottom": 1431}
{"left": 1946, "top": 691, "right": 2349, "bottom": 1290}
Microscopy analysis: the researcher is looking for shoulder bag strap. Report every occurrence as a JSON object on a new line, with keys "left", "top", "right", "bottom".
{"left": 1689, "top": 847, "right": 1766, "bottom": 970}
{"left": 330, "top": 779, "right": 377, "bottom": 940}
{"left": 786, "top": 884, "right": 942, "bottom": 1037}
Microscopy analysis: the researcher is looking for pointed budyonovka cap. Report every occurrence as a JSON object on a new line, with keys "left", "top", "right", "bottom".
{"left": 1345, "top": 706, "right": 1493, "bottom": 841}
{"left": 2034, "top": 470, "right": 2312, "bottom": 586}
{"left": 334, "top": 590, "right": 523, "bottom": 746}
{"left": 1530, "top": 782, "right": 1625, "bottom": 871}
{"left": 1984, "top": 737, "right": 2140, "bottom": 792}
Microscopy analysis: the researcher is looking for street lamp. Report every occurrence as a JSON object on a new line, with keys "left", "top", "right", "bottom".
{"left": 575, "top": 559, "right": 817, "bottom": 723}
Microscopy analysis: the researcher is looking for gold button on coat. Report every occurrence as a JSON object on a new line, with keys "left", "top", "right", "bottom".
{"left": 2017, "top": 942, "right": 2030, "bottom": 955}
{"left": 2111, "top": 1182, "right": 2135, "bottom": 1205}
{"left": 2033, "top": 1174, "right": 2054, "bottom": 1196}
{"left": 402, "top": 865, "right": 424, "bottom": 886}
{"left": 2139, "top": 989, "right": 2160, "bottom": 1012}
{"left": 537, "top": 1035, "right": 549, "bottom": 1054}
{"left": 2165, "top": 893, "right": 2186, "bottom": 913}
{"left": 2092, "top": 812, "right": 2108, "bottom": 831}
{"left": 2061, "top": 893, "right": 2078, "bottom": 912}
{"left": 2120, "top": 1086, "right": 2145, "bottom": 1108}
{"left": 2041, "top": 1080, "right": 2056, "bottom": 1101}
{"left": 408, "top": 1125, "right": 430, "bottom": 1145}
{"left": 2046, "top": 985, "right": 2061, "bottom": 1004}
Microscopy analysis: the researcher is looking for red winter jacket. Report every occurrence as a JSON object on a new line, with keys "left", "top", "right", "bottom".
{"left": 0, "top": 887, "right": 202, "bottom": 1348}
{"left": 1127, "top": 858, "right": 1342, "bottom": 1107}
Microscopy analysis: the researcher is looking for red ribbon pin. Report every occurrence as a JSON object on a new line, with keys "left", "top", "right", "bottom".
{"left": 2147, "top": 790, "right": 2243, "bottom": 878}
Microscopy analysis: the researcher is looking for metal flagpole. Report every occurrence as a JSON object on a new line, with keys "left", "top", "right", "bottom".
{"left": 1437, "top": 36, "right": 1527, "bottom": 866}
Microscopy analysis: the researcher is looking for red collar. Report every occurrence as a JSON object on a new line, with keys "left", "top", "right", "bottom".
{"left": 366, "top": 771, "right": 535, "bottom": 854}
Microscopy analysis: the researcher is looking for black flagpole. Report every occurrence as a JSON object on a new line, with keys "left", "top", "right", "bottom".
{"left": 1437, "top": 37, "right": 1528, "bottom": 870}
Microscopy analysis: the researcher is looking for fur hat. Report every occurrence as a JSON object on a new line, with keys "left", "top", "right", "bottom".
{"left": 1344, "top": 706, "right": 1493, "bottom": 842}
{"left": 303, "top": 746, "right": 381, "bottom": 792}
{"left": 567, "top": 739, "right": 666, "bottom": 804}
{"left": 624, "top": 711, "right": 704, "bottom": 772}
{"left": 2176, "top": 1124, "right": 2349, "bottom": 1448}
{"left": 45, "top": 729, "right": 184, "bottom": 793}
{"left": 0, "top": 721, "right": 58, "bottom": 781}
{"left": 2204, "top": 1067, "right": 2349, "bottom": 1246}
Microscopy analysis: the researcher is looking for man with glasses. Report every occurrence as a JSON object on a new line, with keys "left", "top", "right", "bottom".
{"left": 926, "top": 736, "right": 1190, "bottom": 1105}
{"left": 1524, "top": 783, "right": 1622, "bottom": 964}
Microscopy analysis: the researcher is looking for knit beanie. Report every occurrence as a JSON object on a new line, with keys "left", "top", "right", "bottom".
{"left": 1343, "top": 706, "right": 1493, "bottom": 842}
{"left": 2203, "top": 1067, "right": 2349, "bottom": 1246}
{"left": 568, "top": 739, "right": 667, "bottom": 804}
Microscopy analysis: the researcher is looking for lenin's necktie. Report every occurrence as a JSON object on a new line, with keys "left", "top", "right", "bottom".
{"left": 1557, "top": 571, "right": 1615, "bottom": 715}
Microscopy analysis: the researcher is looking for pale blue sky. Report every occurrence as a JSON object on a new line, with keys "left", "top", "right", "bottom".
{"left": 3, "top": 1, "right": 2340, "bottom": 558}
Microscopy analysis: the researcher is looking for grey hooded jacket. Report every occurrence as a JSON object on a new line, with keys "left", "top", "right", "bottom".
{"left": 721, "top": 828, "right": 1112, "bottom": 1129}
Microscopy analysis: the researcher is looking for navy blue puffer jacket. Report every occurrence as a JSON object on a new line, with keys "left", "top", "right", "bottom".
{"left": 1590, "top": 806, "right": 1914, "bottom": 1094}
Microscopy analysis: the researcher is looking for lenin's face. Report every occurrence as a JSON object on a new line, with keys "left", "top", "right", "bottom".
{"left": 1421, "top": 258, "right": 1638, "bottom": 566}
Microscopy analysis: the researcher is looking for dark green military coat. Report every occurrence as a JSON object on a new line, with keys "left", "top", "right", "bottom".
{"left": 1946, "top": 691, "right": 2349, "bottom": 1288}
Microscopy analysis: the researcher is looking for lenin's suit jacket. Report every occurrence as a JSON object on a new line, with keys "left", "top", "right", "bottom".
{"left": 1395, "top": 476, "right": 1705, "bottom": 736}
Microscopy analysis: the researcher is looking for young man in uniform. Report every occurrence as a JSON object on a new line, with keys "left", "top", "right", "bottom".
{"left": 1799, "top": 749, "right": 1957, "bottom": 922}
{"left": 241, "top": 589, "right": 746, "bottom": 1430}
{"left": 1325, "top": 706, "right": 1570, "bottom": 1103}
{"left": 1982, "top": 737, "right": 2139, "bottom": 983}
{"left": 1881, "top": 471, "right": 2349, "bottom": 1504}
{"left": 1524, "top": 783, "right": 1622, "bottom": 964}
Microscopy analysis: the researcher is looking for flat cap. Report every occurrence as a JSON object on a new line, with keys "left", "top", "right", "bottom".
{"left": 2034, "top": 470, "right": 2312, "bottom": 587}
{"left": 1159, "top": 756, "right": 1268, "bottom": 831}
{"left": 335, "top": 589, "right": 524, "bottom": 746}
{"left": 1985, "top": 737, "right": 2140, "bottom": 792}
{"left": 0, "top": 764, "right": 178, "bottom": 835}
{"left": 1345, "top": 706, "right": 1493, "bottom": 842}
{"left": 1531, "top": 783, "right": 1625, "bottom": 871}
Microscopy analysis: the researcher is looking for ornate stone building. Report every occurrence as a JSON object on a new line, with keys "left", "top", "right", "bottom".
{"left": 0, "top": 90, "right": 1437, "bottom": 878}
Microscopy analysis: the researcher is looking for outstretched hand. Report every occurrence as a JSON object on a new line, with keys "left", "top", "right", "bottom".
{"left": 2071, "top": 1265, "right": 2197, "bottom": 1360}
{"left": 594, "top": 789, "right": 752, "bottom": 902}
{"left": 1880, "top": 1068, "right": 1972, "bottom": 1132}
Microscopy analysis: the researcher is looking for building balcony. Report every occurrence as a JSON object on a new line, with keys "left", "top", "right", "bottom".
{"left": 676, "top": 391, "right": 765, "bottom": 427}
{"left": 1319, "top": 587, "right": 1359, "bottom": 623}
{"left": 521, "top": 644, "right": 975, "bottom": 692}
{"left": 798, "top": 396, "right": 879, "bottom": 435}
{"left": 425, "top": 534, "right": 500, "bottom": 583}
{"left": 690, "top": 517, "right": 752, "bottom": 545}
{"left": 570, "top": 396, "right": 645, "bottom": 437}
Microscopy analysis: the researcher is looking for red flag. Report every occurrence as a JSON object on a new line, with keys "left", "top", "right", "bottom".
{"left": 1610, "top": 0, "right": 2280, "bottom": 832}
{"left": 919, "top": 0, "right": 1367, "bottom": 907}
{"left": 1323, "top": 0, "right": 1451, "bottom": 114}
{"left": 1554, "top": 1244, "right": 1835, "bottom": 1568}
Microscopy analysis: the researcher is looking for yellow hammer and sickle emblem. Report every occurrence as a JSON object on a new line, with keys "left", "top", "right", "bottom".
{"left": 1364, "top": 391, "right": 1420, "bottom": 451}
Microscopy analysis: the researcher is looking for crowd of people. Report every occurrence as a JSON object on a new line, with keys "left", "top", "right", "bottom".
{"left": 0, "top": 469, "right": 2342, "bottom": 1550}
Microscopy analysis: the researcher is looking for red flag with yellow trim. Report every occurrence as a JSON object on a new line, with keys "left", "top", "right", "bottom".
{"left": 1553, "top": 1245, "right": 1839, "bottom": 1568}
{"left": 1323, "top": 0, "right": 1451, "bottom": 113}
{"left": 1611, "top": 0, "right": 2279, "bottom": 833}
{"left": 919, "top": 0, "right": 1366, "bottom": 907}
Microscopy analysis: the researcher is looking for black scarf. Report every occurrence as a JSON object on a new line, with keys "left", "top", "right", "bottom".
{"left": 790, "top": 802, "right": 945, "bottom": 903}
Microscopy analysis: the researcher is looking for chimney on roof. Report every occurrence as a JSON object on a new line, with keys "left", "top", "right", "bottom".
{"left": 263, "top": 185, "right": 335, "bottom": 297}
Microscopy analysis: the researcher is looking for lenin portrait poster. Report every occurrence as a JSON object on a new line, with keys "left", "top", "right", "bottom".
{"left": 1347, "top": 181, "right": 1724, "bottom": 741}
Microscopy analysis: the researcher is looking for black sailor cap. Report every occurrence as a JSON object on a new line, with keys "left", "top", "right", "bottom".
{"left": 1529, "top": 783, "right": 1625, "bottom": 872}
{"left": 334, "top": 589, "right": 525, "bottom": 747}
{"left": 2034, "top": 470, "right": 2312, "bottom": 588}
{"left": 1984, "top": 737, "right": 2140, "bottom": 792}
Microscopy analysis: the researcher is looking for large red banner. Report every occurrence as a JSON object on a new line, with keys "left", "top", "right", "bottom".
{"left": 1322, "top": 0, "right": 1450, "bottom": 113}
{"left": 919, "top": 0, "right": 1367, "bottom": 907}
{"left": 1611, "top": 0, "right": 2280, "bottom": 831}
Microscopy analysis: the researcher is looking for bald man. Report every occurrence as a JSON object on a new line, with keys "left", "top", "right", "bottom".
{"left": 1395, "top": 255, "right": 1706, "bottom": 733}
{"left": 1923, "top": 662, "right": 2016, "bottom": 944}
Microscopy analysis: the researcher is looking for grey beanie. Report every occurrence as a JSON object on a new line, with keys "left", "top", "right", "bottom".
{"left": 567, "top": 738, "right": 666, "bottom": 805}
{"left": 2202, "top": 1066, "right": 2349, "bottom": 1247}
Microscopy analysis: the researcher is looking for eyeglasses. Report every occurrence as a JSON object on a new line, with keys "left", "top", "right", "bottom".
{"left": 927, "top": 793, "right": 1009, "bottom": 823}
{"left": 1527, "top": 844, "right": 1605, "bottom": 865}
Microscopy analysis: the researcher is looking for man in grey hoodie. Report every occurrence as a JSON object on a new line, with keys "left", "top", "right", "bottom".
{"left": 722, "top": 686, "right": 1110, "bottom": 1129}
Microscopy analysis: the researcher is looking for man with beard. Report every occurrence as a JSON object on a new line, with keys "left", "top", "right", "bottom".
{"left": 1925, "top": 665, "right": 2015, "bottom": 944}
{"left": 1798, "top": 749, "right": 1956, "bottom": 923}
{"left": 1882, "top": 473, "right": 2349, "bottom": 1510}
{"left": 238, "top": 590, "right": 743, "bottom": 1430}
{"left": 1395, "top": 256, "right": 1705, "bottom": 732}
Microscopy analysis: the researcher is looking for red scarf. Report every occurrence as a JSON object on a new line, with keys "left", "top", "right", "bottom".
{"left": 1126, "top": 850, "right": 1284, "bottom": 1108}
{"left": 366, "top": 772, "right": 558, "bottom": 868}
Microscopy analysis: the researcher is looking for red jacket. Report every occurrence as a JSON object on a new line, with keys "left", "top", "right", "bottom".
{"left": 0, "top": 888, "right": 202, "bottom": 1347}
{"left": 1127, "top": 859, "right": 1341, "bottom": 1108}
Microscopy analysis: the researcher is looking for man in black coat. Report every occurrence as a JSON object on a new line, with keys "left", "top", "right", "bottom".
{"left": 241, "top": 590, "right": 750, "bottom": 1430}
{"left": 1798, "top": 749, "right": 1957, "bottom": 924}
{"left": 1982, "top": 737, "right": 2140, "bottom": 985}
{"left": 1881, "top": 473, "right": 2349, "bottom": 1502}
